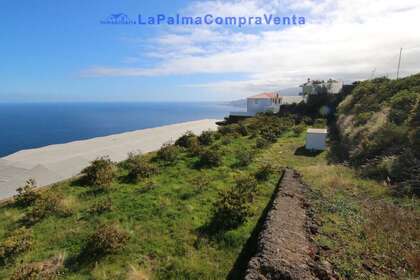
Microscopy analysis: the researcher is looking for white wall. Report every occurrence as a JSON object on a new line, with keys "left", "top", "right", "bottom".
{"left": 305, "top": 132, "right": 327, "bottom": 150}
{"left": 247, "top": 99, "right": 280, "bottom": 113}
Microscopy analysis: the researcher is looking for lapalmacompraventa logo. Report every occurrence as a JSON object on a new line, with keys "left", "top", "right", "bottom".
{"left": 100, "top": 13, "right": 136, "bottom": 25}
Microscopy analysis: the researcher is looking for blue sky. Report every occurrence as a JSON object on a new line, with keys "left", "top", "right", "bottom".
{"left": 1, "top": 0, "right": 420, "bottom": 102}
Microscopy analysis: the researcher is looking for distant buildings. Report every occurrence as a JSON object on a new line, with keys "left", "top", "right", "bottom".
{"left": 230, "top": 92, "right": 282, "bottom": 117}
{"left": 300, "top": 78, "right": 343, "bottom": 102}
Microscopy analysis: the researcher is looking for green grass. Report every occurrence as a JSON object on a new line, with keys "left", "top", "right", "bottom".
{"left": 0, "top": 134, "right": 279, "bottom": 279}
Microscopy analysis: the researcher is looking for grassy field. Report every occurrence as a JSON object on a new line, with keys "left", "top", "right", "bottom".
{"left": 0, "top": 127, "right": 281, "bottom": 279}
{"left": 0, "top": 116, "right": 418, "bottom": 279}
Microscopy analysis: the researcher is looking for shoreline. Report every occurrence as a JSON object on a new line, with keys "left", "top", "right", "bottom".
{"left": 0, "top": 119, "right": 220, "bottom": 200}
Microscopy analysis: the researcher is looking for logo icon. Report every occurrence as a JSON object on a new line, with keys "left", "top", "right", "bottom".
{"left": 100, "top": 13, "right": 136, "bottom": 25}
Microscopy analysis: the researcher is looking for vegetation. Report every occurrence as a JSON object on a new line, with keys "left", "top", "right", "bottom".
{"left": 174, "top": 131, "right": 197, "bottom": 148}
{"left": 80, "top": 223, "right": 129, "bottom": 260}
{"left": 155, "top": 142, "right": 181, "bottom": 164}
{"left": 0, "top": 118, "right": 283, "bottom": 279}
{"left": 0, "top": 227, "right": 32, "bottom": 265}
{"left": 336, "top": 74, "right": 420, "bottom": 195}
{"left": 81, "top": 157, "right": 116, "bottom": 191}
{"left": 11, "top": 254, "right": 64, "bottom": 280}
{"left": 13, "top": 179, "right": 40, "bottom": 208}
{"left": 0, "top": 100, "right": 418, "bottom": 279}
{"left": 126, "top": 156, "right": 159, "bottom": 183}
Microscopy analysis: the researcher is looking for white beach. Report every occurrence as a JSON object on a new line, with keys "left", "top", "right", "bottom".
{"left": 0, "top": 119, "right": 219, "bottom": 200}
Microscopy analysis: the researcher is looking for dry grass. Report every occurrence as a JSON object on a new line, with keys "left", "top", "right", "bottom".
{"left": 362, "top": 200, "right": 420, "bottom": 277}
{"left": 127, "top": 265, "right": 150, "bottom": 280}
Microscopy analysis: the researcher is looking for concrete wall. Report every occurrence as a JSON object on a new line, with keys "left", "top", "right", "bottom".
{"left": 305, "top": 132, "right": 327, "bottom": 150}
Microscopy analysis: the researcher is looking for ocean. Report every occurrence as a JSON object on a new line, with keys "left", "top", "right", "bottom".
{"left": 0, "top": 102, "right": 238, "bottom": 157}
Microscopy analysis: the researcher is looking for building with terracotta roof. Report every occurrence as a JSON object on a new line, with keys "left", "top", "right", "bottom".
{"left": 230, "top": 92, "right": 283, "bottom": 117}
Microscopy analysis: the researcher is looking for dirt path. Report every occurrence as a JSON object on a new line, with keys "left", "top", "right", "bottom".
{"left": 244, "top": 169, "right": 326, "bottom": 280}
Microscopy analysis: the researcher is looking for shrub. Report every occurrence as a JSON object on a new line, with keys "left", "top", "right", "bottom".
{"left": 260, "top": 127, "right": 278, "bottom": 143}
{"left": 255, "top": 137, "right": 269, "bottom": 149}
{"left": 122, "top": 151, "right": 143, "bottom": 170}
{"left": 255, "top": 163, "right": 274, "bottom": 181}
{"left": 210, "top": 187, "right": 252, "bottom": 231}
{"left": 235, "top": 148, "right": 254, "bottom": 167}
{"left": 198, "top": 130, "right": 214, "bottom": 146}
{"left": 198, "top": 148, "right": 222, "bottom": 168}
{"left": 292, "top": 125, "right": 305, "bottom": 135}
{"left": 23, "top": 193, "right": 71, "bottom": 225}
{"left": 127, "top": 158, "right": 158, "bottom": 183}
{"left": 14, "top": 179, "right": 40, "bottom": 208}
{"left": 313, "top": 118, "right": 327, "bottom": 128}
{"left": 238, "top": 124, "right": 249, "bottom": 136}
{"left": 87, "top": 197, "right": 112, "bottom": 215}
{"left": 221, "top": 135, "right": 234, "bottom": 145}
{"left": 389, "top": 90, "right": 418, "bottom": 124}
{"left": 187, "top": 137, "right": 202, "bottom": 156}
{"left": 81, "top": 224, "right": 129, "bottom": 259}
{"left": 0, "top": 227, "right": 32, "bottom": 265}
{"left": 175, "top": 131, "right": 197, "bottom": 148}
{"left": 218, "top": 125, "right": 233, "bottom": 135}
{"left": 81, "top": 157, "right": 115, "bottom": 189}
{"left": 234, "top": 175, "right": 258, "bottom": 202}
{"left": 11, "top": 254, "right": 64, "bottom": 280}
{"left": 190, "top": 175, "right": 210, "bottom": 193}
{"left": 156, "top": 142, "right": 181, "bottom": 164}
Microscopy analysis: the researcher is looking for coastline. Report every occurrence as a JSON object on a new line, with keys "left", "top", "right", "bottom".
{"left": 0, "top": 119, "right": 219, "bottom": 201}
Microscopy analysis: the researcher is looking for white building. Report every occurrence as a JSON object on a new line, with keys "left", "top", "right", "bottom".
{"left": 300, "top": 79, "right": 343, "bottom": 102}
{"left": 305, "top": 128, "right": 327, "bottom": 150}
{"left": 230, "top": 92, "right": 283, "bottom": 117}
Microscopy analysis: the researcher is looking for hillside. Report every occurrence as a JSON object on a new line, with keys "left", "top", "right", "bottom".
{"left": 336, "top": 73, "right": 420, "bottom": 195}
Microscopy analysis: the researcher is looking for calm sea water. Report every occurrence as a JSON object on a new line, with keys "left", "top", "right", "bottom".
{"left": 0, "top": 102, "right": 238, "bottom": 157}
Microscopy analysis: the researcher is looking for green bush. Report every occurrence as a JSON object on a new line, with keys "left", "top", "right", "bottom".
{"left": 175, "top": 131, "right": 197, "bottom": 148}
{"left": 234, "top": 175, "right": 258, "bottom": 202}
{"left": 81, "top": 157, "right": 115, "bottom": 189}
{"left": 210, "top": 187, "right": 252, "bottom": 231}
{"left": 218, "top": 124, "right": 241, "bottom": 137}
{"left": 238, "top": 124, "right": 249, "bottom": 136}
{"left": 255, "top": 137, "right": 270, "bottom": 149}
{"left": 198, "top": 148, "right": 222, "bottom": 168}
{"left": 156, "top": 142, "right": 181, "bottom": 164}
{"left": 187, "top": 137, "right": 202, "bottom": 156}
{"left": 198, "top": 130, "right": 214, "bottom": 146}
{"left": 87, "top": 197, "right": 112, "bottom": 215}
{"left": 0, "top": 227, "right": 32, "bottom": 265}
{"left": 291, "top": 124, "right": 305, "bottom": 135}
{"left": 11, "top": 254, "right": 64, "bottom": 280}
{"left": 313, "top": 118, "right": 327, "bottom": 128}
{"left": 389, "top": 90, "right": 418, "bottom": 124}
{"left": 14, "top": 179, "right": 40, "bottom": 208}
{"left": 260, "top": 127, "right": 278, "bottom": 143}
{"left": 408, "top": 99, "right": 420, "bottom": 156}
{"left": 127, "top": 158, "right": 158, "bottom": 183}
{"left": 255, "top": 163, "right": 274, "bottom": 181}
{"left": 235, "top": 148, "right": 254, "bottom": 167}
{"left": 81, "top": 224, "right": 129, "bottom": 259}
{"left": 23, "top": 193, "right": 71, "bottom": 225}
{"left": 189, "top": 175, "right": 210, "bottom": 193}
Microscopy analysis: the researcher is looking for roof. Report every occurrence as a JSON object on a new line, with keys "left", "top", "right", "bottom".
{"left": 248, "top": 92, "right": 282, "bottom": 99}
{"left": 307, "top": 128, "right": 327, "bottom": 134}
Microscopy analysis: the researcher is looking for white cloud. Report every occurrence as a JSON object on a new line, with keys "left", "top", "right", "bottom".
{"left": 82, "top": 0, "right": 420, "bottom": 95}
